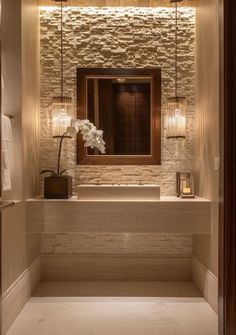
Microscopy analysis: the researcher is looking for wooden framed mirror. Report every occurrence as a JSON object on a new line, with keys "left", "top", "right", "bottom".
{"left": 77, "top": 68, "right": 161, "bottom": 165}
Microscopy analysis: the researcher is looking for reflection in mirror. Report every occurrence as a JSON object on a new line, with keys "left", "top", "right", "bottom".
{"left": 87, "top": 78, "right": 151, "bottom": 156}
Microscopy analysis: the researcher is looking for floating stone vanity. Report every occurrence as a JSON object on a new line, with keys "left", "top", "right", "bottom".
{"left": 26, "top": 195, "right": 211, "bottom": 281}
{"left": 26, "top": 196, "right": 211, "bottom": 234}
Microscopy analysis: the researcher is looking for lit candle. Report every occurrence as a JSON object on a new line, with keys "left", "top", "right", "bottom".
{"left": 183, "top": 187, "right": 191, "bottom": 194}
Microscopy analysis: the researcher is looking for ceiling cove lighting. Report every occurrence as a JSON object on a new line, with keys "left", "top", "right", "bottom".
{"left": 166, "top": 0, "right": 187, "bottom": 139}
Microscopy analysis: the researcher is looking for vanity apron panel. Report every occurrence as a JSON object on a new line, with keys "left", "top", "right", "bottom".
{"left": 26, "top": 198, "right": 211, "bottom": 234}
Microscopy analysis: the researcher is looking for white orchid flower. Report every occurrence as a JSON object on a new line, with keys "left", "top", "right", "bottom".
{"left": 67, "top": 126, "right": 77, "bottom": 137}
{"left": 67, "top": 119, "right": 106, "bottom": 154}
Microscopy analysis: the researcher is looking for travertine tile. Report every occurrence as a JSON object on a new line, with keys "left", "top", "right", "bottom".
{"left": 126, "top": 255, "right": 192, "bottom": 280}
{"left": 94, "top": 255, "right": 126, "bottom": 280}
{"left": 41, "top": 233, "right": 193, "bottom": 254}
{"left": 6, "top": 295, "right": 218, "bottom": 335}
{"left": 27, "top": 199, "right": 211, "bottom": 234}
{"left": 41, "top": 254, "right": 192, "bottom": 281}
{"left": 42, "top": 254, "right": 93, "bottom": 281}
{"left": 33, "top": 280, "right": 202, "bottom": 298}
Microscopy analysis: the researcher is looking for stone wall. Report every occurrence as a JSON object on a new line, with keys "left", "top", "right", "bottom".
{"left": 41, "top": 233, "right": 193, "bottom": 254}
{"left": 39, "top": 7, "right": 196, "bottom": 269}
{"left": 40, "top": 7, "right": 195, "bottom": 196}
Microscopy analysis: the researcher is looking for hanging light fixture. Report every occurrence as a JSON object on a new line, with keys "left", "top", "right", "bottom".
{"left": 51, "top": 0, "right": 73, "bottom": 138}
{"left": 166, "top": 0, "right": 187, "bottom": 139}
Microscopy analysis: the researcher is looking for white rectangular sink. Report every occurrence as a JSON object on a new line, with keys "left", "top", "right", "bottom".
{"left": 77, "top": 184, "right": 160, "bottom": 201}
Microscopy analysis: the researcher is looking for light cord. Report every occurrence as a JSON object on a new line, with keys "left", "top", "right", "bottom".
{"left": 60, "top": 0, "right": 64, "bottom": 97}
{"left": 175, "top": 1, "right": 178, "bottom": 97}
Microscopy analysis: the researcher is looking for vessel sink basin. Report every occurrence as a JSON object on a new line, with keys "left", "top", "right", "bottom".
{"left": 77, "top": 184, "right": 160, "bottom": 201}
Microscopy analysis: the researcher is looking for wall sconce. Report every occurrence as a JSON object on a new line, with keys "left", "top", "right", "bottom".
{"left": 167, "top": 0, "right": 187, "bottom": 139}
{"left": 166, "top": 97, "right": 186, "bottom": 138}
{"left": 176, "top": 172, "right": 195, "bottom": 198}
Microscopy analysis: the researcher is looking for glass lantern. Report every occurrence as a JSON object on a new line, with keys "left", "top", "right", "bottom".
{"left": 51, "top": 96, "right": 73, "bottom": 138}
{"left": 166, "top": 97, "right": 187, "bottom": 139}
{"left": 176, "top": 172, "right": 195, "bottom": 198}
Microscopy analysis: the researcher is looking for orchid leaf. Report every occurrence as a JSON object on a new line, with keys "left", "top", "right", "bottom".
{"left": 60, "top": 169, "right": 68, "bottom": 176}
{"left": 40, "top": 169, "right": 56, "bottom": 175}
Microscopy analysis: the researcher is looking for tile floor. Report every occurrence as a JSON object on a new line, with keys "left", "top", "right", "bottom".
{"left": 6, "top": 281, "right": 218, "bottom": 335}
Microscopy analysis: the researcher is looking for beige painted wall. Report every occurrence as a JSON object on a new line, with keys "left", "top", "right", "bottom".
{"left": 194, "top": 0, "right": 220, "bottom": 277}
{"left": 1, "top": 0, "right": 40, "bottom": 294}
{"left": 22, "top": 0, "right": 41, "bottom": 200}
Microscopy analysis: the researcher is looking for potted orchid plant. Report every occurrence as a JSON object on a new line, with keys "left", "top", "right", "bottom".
{"left": 41, "top": 119, "right": 105, "bottom": 199}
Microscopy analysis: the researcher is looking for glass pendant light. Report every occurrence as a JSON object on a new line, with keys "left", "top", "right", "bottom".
{"left": 51, "top": 0, "right": 73, "bottom": 138}
{"left": 166, "top": 0, "right": 187, "bottom": 139}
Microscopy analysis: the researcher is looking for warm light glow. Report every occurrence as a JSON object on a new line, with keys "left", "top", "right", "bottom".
{"left": 183, "top": 187, "right": 191, "bottom": 194}
{"left": 51, "top": 97, "right": 73, "bottom": 137}
{"left": 39, "top": 7, "right": 193, "bottom": 15}
{"left": 117, "top": 78, "right": 126, "bottom": 83}
{"left": 166, "top": 97, "right": 187, "bottom": 138}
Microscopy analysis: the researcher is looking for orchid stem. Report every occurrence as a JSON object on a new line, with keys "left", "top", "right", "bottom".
{"left": 57, "top": 131, "right": 68, "bottom": 175}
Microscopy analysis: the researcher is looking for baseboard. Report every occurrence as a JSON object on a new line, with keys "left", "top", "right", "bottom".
{"left": 2, "top": 256, "right": 41, "bottom": 334}
{"left": 192, "top": 256, "right": 218, "bottom": 312}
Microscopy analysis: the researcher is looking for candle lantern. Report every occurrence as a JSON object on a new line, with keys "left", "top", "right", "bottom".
{"left": 176, "top": 172, "right": 195, "bottom": 198}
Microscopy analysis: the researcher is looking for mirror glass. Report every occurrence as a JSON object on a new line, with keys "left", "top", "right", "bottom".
{"left": 86, "top": 77, "right": 151, "bottom": 156}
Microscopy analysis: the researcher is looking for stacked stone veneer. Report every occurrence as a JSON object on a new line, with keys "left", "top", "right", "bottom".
{"left": 40, "top": 7, "right": 195, "bottom": 195}
{"left": 41, "top": 233, "right": 193, "bottom": 255}
{"left": 40, "top": 7, "right": 196, "bottom": 274}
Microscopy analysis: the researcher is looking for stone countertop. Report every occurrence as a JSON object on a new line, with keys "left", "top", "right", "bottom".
{"left": 27, "top": 196, "right": 210, "bottom": 203}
